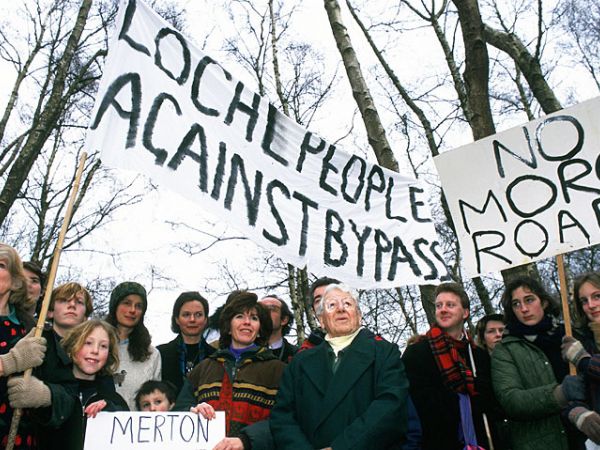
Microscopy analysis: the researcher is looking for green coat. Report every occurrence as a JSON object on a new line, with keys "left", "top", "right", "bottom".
{"left": 270, "top": 328, "right": 408, "bottom": 450}
{"left": 491, "top": 335, "right": 568, "bottom": 450}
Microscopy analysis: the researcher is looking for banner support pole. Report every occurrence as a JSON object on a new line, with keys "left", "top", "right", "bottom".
{"left": 6, "top": 152, "right": 88, "bottom": 450}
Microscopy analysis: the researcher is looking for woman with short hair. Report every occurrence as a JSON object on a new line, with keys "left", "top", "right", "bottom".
{"left": 176, "top": 291, "right": 285, "bottom": 450}
{"left": 476, "top": 313, "right": 505, "bottom": 354}
{"left": 157, "top": 291, "right": 215, "bottom": 395}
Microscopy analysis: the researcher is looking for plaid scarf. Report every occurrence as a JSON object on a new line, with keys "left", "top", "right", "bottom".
{"left": 426, "top": 325, "right": 477, "bottom": 396}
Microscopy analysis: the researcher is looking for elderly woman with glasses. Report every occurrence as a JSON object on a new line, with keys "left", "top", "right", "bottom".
{"left": 270, "top": 283, "right": 408, "bottom": 449}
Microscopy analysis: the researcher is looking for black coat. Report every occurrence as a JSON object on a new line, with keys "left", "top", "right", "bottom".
{"left": 402, "top": 338, "right": 494, "bottom": 450}
{"left": 32, "top": 329, "right": 128, "bottom": 450}
{"left": 270, "top": 328, "right": 409, "bottom": 449}
{"left": 270, "top": 338, "right": 298, "bottom": 363}
{"left": 59, "top": 376, "right": 129, "bottom": 450}
{"left": 156, "top": 335, "right": 216, "bottom": 395}
{"left": 32, "top": 329, "right": 80, "bottom": 449}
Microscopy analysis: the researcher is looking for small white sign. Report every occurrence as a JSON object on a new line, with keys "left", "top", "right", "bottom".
{"left": 83, "top": 411, "right": 226, "bottom": 449}
{"left": 434, "top": 96, "right": 600, "bottom": 276}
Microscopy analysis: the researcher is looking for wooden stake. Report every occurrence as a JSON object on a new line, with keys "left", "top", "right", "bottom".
{"left": 556, "top": 253, "right": 576, "bottom": 375}
{"left": 6, "top": 152, "right": 88, "bottom": 450}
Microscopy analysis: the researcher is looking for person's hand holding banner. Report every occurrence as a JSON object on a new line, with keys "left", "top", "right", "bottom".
{"left": 191, "top": 402, "right": 216, "bottom": 420}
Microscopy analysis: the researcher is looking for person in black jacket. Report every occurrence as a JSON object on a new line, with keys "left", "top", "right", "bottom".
{"left": 297, "top": 277, "right": 340, "bottom": 352}
{"left": 259, "top": 295, "right": 298, "bottom": 363}
{"left": 157, "top": 291, "right": 215, "bottom": 395}
{"left": 37, "top": 282, "right": 93, "bottom": 381}
{"left": 402, "top": 282, "right": 495, "bottom": 450}
{"left": 9, "top": 319, "right": 128, "bottom": 450}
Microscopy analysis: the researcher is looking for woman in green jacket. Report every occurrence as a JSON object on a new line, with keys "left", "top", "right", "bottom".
{"left": 491, "top": 277, "right": 585, "bottom": 450}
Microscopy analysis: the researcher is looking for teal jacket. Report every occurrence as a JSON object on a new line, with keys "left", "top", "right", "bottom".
{"left": 491, "top": 335, "right": 568, "bottom": 450}
{"left": 270, "top": 328, "right": 409, "bottom": 449}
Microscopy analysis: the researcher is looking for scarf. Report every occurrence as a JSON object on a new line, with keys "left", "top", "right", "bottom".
{"left": 325, "top": 327, "right": 362, "bottom": 356}
{"left": 506, "top": 315, "right": 567, "bottom": 381}
{"left": 426, "top": 325, "right": 477, "bottom": 396}
{"left": 458, "top": 393, "right": 483, "bottom": 449}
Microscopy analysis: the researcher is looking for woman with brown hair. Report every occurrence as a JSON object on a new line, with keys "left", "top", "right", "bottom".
{"left": 105, "top": 281, "right": 161, "bottom": 410}
{"left": 560, "top": 272, "right": 600, "bottom": 447}
{"left": 0, "top": 243, "right": 46, "bottom": 449}
{"left": 176, "top": 291, "right": 285, "bottom": 450}
{"left": 492, "top": 276, "right": 590, "bottom": 449}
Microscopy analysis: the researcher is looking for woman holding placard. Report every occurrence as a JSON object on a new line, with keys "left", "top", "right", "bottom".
{"left": 0, "top": 244, "right": 43, "bottom": 450}
{"left": 176, "top": 291, "right": 285, "bottom": 450}
{"left": 491, "top": 276, "right": 589, "bottom": 450}
{"left": 561, "top": 272, "right": 600, "bottom": 447}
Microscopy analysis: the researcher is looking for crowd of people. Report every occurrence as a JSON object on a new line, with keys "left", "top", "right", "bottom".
{"left": 1, "top": 241, "right": 600, "bottom": 449}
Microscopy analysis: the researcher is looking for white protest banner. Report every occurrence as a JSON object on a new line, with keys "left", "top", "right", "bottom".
{"left": 84, "top": 0, "right": 450, "bottom": 288}
{"left": 434, "top": 97, "right": 600, "bottom": 277}
{"left": 83, "top": 411, "right": 225, "bottom": 450}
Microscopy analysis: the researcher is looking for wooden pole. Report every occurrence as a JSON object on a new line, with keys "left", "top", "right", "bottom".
{"left": 6, "top": 152, "right": 88, "bottom": 450}
{"left": 556, "top": 253, "right": 576, "bottom": 375}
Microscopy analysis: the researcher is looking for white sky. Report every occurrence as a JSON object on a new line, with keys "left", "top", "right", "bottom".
{"left": 1, "top": 0, "right": 598, "bottom": 346}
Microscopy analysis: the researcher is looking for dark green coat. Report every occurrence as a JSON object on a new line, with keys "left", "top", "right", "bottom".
{"left": 270, "top": 328, "right": 408, "bottom": 450}
{"left": 491, "top": 335, "right": 568, "bottom": 450}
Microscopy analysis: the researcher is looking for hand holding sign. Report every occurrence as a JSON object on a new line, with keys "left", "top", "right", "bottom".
{"left": 85, "top": 400, "right": 108, "bottom": 418}
{"left": 191, "top": 402, "right": 216, "bottom": 420}
{"left": 212, "top": 437, "right": 244, "bottom": 450}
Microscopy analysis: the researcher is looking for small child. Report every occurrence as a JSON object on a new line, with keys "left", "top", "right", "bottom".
{"left": 135, "top": 380, "right": 176, "bottom": 412}
{"left": 8, "top": 319, "right": 128, "bottom": 450}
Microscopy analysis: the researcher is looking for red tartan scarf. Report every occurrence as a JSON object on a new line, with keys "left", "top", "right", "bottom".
{"left": 426, "top": 326, "right": 477, "bottom": 397}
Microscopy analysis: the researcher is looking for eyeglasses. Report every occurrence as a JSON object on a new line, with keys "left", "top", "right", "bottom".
{"left": 323, "top": 297, "right": 355, "bottom": 312}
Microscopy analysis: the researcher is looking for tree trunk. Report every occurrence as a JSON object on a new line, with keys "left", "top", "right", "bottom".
{"left": 348, "top": 0, "right": 496, "bottom": 315}
{"left": 483, "top": 24, "right": 563, "bottom": 114}
{"left": 323, "top": 0, "right": 398, "bottom": 171}
{"left": 0, "top": 0, "right": 93, "bottom": 226}
{"left": 452, "top": 0, "right": 540, "bottom": 284}
{"left": 451, "top": 0, "right": 496, "bottom": 140}
{"left": 324, "top": 0, "right": 439, "bottom": 322}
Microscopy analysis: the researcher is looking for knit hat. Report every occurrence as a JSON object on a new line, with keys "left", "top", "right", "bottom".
{"left": 109, "top": 281, "right": 147, "bottom": 316}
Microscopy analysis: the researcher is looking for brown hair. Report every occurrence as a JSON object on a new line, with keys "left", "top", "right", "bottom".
{"left": 434, "top": 282, "right": 470, "bottom": 309}
{"left": 61, "top": 319, "right": 120, "bottom": 376}
{"left": 218, "top": 291, "right": 272, "bottom": 348}
{"left": 500, "top": 276, "right": 559, "bottom": 325}
{"left": 573, "top": 272, "right": 600, "bottom": 325}
{"left": 50, "top": 282, "right": 93, "bottom": 317}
